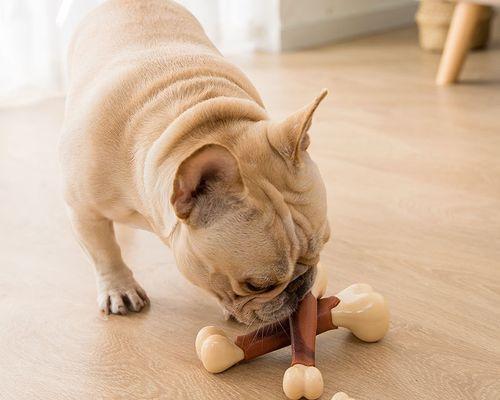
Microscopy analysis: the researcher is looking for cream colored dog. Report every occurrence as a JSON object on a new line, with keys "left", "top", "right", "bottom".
{"left": 60, "top": 0, "right": 330, "bottom": 324}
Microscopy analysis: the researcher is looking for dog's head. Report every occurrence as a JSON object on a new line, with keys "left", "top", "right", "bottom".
{"left": 170, "top": 91, "right": 329, "bottom": 324}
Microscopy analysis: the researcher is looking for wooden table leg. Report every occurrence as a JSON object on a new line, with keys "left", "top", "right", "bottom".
{"left": 436, "top": 2, "right": 485, "bottom": 85}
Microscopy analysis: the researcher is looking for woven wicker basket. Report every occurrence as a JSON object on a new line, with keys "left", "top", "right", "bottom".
{"left": 415, "top": 0, "right": 494, "bottom": 52}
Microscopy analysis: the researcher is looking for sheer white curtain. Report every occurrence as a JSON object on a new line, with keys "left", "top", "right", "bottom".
{"left": 178, "top": 0, "right": 279, "bottom": 53}
{"left": 0, "top": 0, "right": 102, "bottom": 106}
{"left": 0, "top": 0, "right": 278, "bottom": 107}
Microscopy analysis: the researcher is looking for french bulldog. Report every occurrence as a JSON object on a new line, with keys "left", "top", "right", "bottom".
{"left": 59, "top": 0, "right": 330, "bottom": 325}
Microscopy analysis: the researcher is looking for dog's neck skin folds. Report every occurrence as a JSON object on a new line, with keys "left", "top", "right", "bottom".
{"left": 142, "top": 97, "right": 269, "bottom": 244}
{"left": 64, "top": 1, "right": 265, "bottom": 241}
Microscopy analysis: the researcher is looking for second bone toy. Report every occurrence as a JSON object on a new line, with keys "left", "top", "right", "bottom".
{"left": 195, "top": 283, "right": 390, "bottom": 374}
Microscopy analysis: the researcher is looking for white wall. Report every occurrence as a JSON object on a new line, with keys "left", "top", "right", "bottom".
{"left": 279, "top": 0, "right": 418, "bottom": 50}
{"left": 173, "top": 0, "right": 418, "bottom": 52}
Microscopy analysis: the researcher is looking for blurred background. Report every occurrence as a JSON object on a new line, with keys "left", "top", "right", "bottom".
{"left": 1, "top": 0, "right": 498, "bottom": 106}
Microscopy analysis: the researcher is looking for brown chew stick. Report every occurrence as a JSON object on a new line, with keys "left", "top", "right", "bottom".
{"left": 234, "top": 295, "right": 340, "bottom": 361}
{"left": 316, "top": 296, "right": 340, "bottom": 333}
{"left": 290, "top": 292, "right": 317, "bottom": 366}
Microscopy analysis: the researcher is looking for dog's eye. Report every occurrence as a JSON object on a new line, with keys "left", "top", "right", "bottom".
{"left": 244, "top": 280, "right": 276, "bottom": 293}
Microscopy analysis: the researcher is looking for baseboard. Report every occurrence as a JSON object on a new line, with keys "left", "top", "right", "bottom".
{"left": 280, "top": 1, "right": 418, "bottom": 51}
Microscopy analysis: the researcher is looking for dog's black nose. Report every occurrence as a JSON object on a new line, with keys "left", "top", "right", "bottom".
{"left": 285, "top": 266, "right": 315, "bottom": 299}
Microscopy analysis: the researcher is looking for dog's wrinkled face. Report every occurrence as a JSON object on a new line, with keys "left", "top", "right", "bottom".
{"left": 171, "top": 91, "right": 330, "bottom": 324}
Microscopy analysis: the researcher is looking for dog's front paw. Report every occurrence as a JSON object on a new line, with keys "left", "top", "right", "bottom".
{"left": 96, "top": 270, "right": 149, "bottom": 315}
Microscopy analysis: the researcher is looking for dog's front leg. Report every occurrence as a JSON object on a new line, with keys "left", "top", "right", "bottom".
{"left": 67, "top": 207, "right": 149, "bottom": 315}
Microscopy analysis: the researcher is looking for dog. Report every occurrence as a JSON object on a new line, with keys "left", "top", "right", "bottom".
{"left": 59, "top": 0, "right": 330, "bottom": 325}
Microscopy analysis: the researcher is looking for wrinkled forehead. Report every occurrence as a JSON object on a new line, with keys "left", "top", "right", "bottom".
{"left": 191, "top": 207, "right": 294, "bottom": 279}
{"left": 226, "top": 216, "right": 293, "bottom": 281}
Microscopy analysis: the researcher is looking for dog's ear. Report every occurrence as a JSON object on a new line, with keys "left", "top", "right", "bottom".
{"left": 268, "top": 89, "right": 327, "bottom": 163}
{"left": 171, "top": 144, "right": 244, "bottom": 220}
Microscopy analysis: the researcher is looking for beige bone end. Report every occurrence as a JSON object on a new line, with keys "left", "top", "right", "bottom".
{"left": 283, "top": 364, "right": 324, "bottom": 400}
{"left": 195, "top": 326, "right": 244, "bottom": 373}
{"left": 310, "top": 263, "right": 328, "bottom": 298}
{"left": 331, "top": 392, "right": 356, "bottom": 400}
{"left": 332, "top": 283, "right": 390, "bottom": 342}
{"left": 195, "top": 326, "right": 226, "bottom": 359}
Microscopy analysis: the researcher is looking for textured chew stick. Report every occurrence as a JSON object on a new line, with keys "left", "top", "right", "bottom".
{"left": 317, "top": 296, "right": 340, "bottom": 333}
{"left": 235, "top": 296, "right": 340, "bottom": 360}
{"left": 235, "top": 323, "right": 291, "bottom": 361}
{"left": 290, "top": 292, "right": 317, "bottom": 366}
{"left": 284, "top": 291, "right": 333, "bottom": 400}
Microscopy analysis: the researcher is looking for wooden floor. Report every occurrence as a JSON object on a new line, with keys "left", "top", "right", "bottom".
{"left": 1, "top": 27, "right": 500, "bottom": 400}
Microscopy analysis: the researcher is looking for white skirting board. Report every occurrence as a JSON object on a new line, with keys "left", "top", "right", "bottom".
{"left": 279, "top": 1, "right": 419, "bottom": 51}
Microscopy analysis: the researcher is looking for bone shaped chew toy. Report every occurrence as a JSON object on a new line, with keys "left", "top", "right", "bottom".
{"left": 195, "top": 283, "right": 389, "bottom": 373}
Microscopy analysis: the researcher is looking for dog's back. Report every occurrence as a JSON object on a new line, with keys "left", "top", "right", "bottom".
{"left": 60, "top": 0, "right": 262, "bottom": 212}
{"left": 67, "top": 0, "right": 216, "bottom": 80}
{"left": 66, "top": 0, "right": 261, "bottom": 110}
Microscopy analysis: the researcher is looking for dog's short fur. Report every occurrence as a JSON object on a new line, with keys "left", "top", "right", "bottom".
{"left": 60, "top": 0, "right": 330, "bottom": 324}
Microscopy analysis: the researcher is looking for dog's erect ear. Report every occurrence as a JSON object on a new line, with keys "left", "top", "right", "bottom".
{"left": 171, "top": 144, "right": 243, "bottom": 220}
{"left": 268, "top": 89, "right": 328, "bottom": 163}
